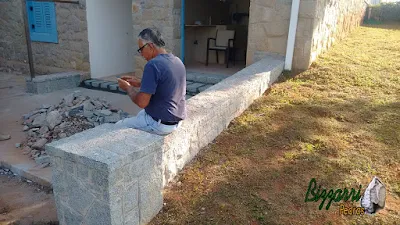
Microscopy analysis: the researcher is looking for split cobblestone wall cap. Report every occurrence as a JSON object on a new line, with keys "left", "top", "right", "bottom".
{"left": 109, "top": 84, "right": 119, "bottom": 91}
{"left": 91, "top": 81, "right": 103, "bottom": 88}
{"left": 100, "top": 81, "right": 117, "bottom": 89}
{"left": 83, "top": 79, "right": 96, "bottom": 86}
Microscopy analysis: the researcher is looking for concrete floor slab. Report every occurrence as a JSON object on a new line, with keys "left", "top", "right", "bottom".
{"left": 0, "top": 72, "right": 141, "bottom": 187}
{"left": 186, "top": 62, "right": 245, "bottom": 76}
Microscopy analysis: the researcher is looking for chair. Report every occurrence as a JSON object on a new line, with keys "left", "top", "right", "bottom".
{"left": 206, "top": 30, "right": 236, "bottom": 68}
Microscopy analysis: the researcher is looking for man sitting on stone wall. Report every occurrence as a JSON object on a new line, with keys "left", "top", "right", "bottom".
{"left": 116, "top": 28, "right": 187, "bottom": 136}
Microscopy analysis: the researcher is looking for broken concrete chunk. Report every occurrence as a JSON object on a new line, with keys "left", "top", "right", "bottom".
{"left": 22, "top": 145, "right": 31, "bottom": 151}
{"left": 32, "top": 113, "right": 47, "bottom": 127}
{"left": 22, "top": 111, "right": 41, "bottom": 120}
{"left": 38, "top": 108, "right": 48, "bottom": 114}
{"left": 39, "top": 126, "right": 50, "bottom": 135}
{"left": 46, "top": 111, "right": 62, "bottom": 130}
{"left": 30, "top": 150, "right": 39, "bottom": 157}
{"left": 63, "top": 93, "right": 75, "bottom": 106}
{"left": 41, "top": 104, "right": 51, "bottom": 109}
{"left": 32, "top": 138, "right": 48, "bottom": 150}
{"left": 104, "top": 113, "right": 121, "bottom": 123}
{"left": 68, "top": 105, "right": 84, "bottom": 117}
{"left": 58, "top": 122, "right": 67, "bottom": 129}
{"left": 91, "top": 100, "right": 103, "bottom": 109}
{"left": 32, "top": 152, "right": 41, "bottom": 159}
{"left": 83, "top": 110, "right": 94, "bottom": 118}
{"left": 27, "top": 129, "right": 37, "bottom": 137}
{"left": 23, "top": 125, "right": 30, "bottom": 131}
{"left": 82, "top": 100, "right": 95, "bottom": 111}
{"left": 98, "top": 116, "right": 105, "bottom": 123}
{"left": 47, "top": 105, "right": 55, "bottom": 113}
{"left": 73, "top": 95, "right": 87, "bottom": 106}
{"left": 98, "top": 109, "right": 112, "bottom": 116}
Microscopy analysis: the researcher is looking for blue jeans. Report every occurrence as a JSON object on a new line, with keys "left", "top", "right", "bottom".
{"left": 115, "top": 110, "right": 180, "bottom": 136}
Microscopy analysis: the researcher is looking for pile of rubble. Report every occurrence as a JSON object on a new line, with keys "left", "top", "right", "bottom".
{"left": 19, "top": 91, "right": 130, "bottom": 167}
{"left": 0, "top": 167, "right": 15, "bottom": 176}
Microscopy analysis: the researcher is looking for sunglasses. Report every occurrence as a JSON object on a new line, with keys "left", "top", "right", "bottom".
{"left": 137, "top": 43, "right": 149, "bottom": 53}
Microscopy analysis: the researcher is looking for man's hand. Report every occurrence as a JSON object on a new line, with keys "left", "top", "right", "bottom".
{"left": 120, "top": 75, "right": 141, "bottom": 88}
{"left": 118, "top": 78, "right": 151, "bottom": 109}
{"left": 117, "top": 78, "right": 131, "bottom": 91}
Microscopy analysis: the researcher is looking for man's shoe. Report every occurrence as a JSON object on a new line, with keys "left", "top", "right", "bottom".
{"left": 0, "top": 134, "right": 11, "bottom": 141}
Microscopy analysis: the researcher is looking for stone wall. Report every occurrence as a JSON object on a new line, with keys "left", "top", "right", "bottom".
{"left": 246, "top": 0, "right": 367, "bottom": 71}
{"left": 131, "top": 0, "right": 181, "bottom": 79}
{"left": 307, "top": 0, "right": 366, "bottom": 68}
{"left": 246, "top": 0, "right": 291, "bottom": 66}
{"left": 47, "top": 55, "right": 284, "bottom": 225}
{"left": 0, "top": 0, "right": 89, "bottom": 75}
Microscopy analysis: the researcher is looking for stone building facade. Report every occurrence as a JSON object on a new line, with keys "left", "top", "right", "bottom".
{"left": 0, "top": 0, "right": 366, "bottom": 77}
{"left": 0, "top": 0, "right": 89, "bottom": 74}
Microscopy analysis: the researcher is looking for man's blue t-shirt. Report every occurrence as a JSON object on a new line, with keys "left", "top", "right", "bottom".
{"left": 140, "top": 53, "right": 186, "bottom": 122}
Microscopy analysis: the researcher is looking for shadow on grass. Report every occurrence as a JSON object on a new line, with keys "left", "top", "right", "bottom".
{"left": 151, "top": 93, "right": 400, "bottom": 225}
{"left": 275, "top": 69, "right": 306, "bottom": 84}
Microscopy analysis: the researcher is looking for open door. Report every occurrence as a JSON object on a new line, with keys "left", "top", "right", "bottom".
{"left": 86, "top": 0, "right": 134, "bottom": 78}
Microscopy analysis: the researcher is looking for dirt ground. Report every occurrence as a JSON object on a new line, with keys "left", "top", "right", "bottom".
{"left": 0, "top": 172, "right": 57, "bottom": 225}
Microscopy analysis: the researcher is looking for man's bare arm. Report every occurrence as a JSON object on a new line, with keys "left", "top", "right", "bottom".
{"left": 127, "top": 86, "right": 151, "bottom": 109}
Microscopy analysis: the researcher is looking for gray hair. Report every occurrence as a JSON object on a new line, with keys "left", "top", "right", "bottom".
{"left": 138, "top": 28, "right": 166, "bottom": 48}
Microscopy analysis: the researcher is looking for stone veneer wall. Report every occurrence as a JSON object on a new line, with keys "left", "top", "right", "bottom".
{"left": 307, "top": 0, "right": 366, "bottom": 65}
{"left": 0, "top": 0, "right": 89, "bottom": 74}
{"left": 246, "top": 0, "right": 367, "bottom": 71}
{"left": 131, "top": 0, "right": 181, "bottom": 79}
{"left": 246, "top": 0, "right": 291, "bottom": 67}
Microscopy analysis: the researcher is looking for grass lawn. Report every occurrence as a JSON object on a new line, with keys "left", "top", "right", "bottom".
{"left": 150, "top": 23, "right": 400, "bottom": 225}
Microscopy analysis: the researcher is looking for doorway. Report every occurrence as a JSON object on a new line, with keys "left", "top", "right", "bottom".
{"left": 86, "top": 0, "right": 134, "bottom": 79}
{"left": 183, "top": 0, "right": 250, "bottom": 76}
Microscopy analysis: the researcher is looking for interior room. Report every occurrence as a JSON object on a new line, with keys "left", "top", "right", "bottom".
{"left": 184, "top": 0, "right": 250, "bottom": 76}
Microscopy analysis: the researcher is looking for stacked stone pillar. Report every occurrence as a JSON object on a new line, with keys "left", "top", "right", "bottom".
{"left": 47, "top": 125, "right": 164, "bottom": 225}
